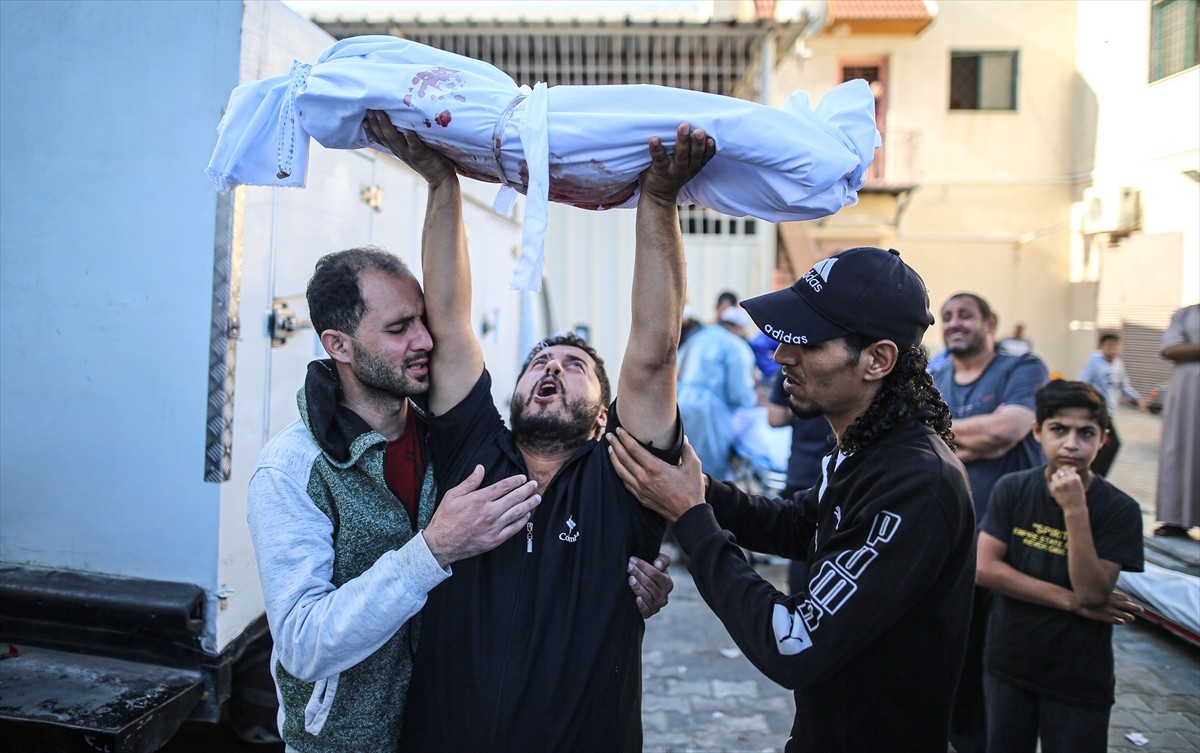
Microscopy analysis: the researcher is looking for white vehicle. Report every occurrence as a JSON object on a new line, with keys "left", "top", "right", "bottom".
{"left": 0, "top": 2, "right": 535, "bottom": 749}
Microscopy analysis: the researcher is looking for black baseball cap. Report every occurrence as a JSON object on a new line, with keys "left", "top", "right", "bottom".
{"left": 741, "top": 247, "right": 934, "bottom": 349}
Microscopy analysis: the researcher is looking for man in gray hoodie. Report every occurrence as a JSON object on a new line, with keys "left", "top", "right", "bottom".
{"left": 247, "top": 245, "right": 543, "bottom": 752}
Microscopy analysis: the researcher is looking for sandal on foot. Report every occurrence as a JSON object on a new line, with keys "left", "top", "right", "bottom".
{"left": 1153, "top": 524, "right": 1189, "bottom": 537}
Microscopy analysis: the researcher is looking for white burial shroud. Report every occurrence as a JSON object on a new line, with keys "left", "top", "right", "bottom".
{"left": 206, "top": 35, "right": 881, "bottom": 290}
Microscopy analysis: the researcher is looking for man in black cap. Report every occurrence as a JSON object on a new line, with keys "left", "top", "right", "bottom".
{"left": 608, "top": 247, "right": 976, "bottom": 753}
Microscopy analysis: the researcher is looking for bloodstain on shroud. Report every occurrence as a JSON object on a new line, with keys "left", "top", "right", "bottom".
{"left": 395, "top": 70, "right": 644, "bottom": 208}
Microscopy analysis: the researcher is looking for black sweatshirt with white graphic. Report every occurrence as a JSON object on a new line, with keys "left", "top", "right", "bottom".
{"left": 675, "top": 419, "right": 975, "bottom": 753}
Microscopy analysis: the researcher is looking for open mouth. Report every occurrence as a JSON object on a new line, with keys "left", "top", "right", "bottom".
{"left": 533, "top": 377, "right": 561, "bottom": 403}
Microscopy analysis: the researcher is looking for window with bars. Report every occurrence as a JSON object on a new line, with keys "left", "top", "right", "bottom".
{"left": 678, "top": 205, "right": 757, "bottom": 236}
{"left": 949, "top": 51, "right": 1018, "bottom": 111}
{"left": 1150, "top": 0, "right": 1199, "bottom": 82}
{"left": 314, "top": 20, "right": 784, "bottom": 240}
{"left": 339, "top": 25, "right": 771, "bottom": 99}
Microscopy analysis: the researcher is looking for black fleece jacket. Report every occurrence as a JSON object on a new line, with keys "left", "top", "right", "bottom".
{"left": 674, "top": 418, "right": 975, "bottom": 753}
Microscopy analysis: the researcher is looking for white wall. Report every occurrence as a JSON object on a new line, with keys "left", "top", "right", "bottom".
{"left": 1076, "top": 0, "right": 1200, "bottom": 315}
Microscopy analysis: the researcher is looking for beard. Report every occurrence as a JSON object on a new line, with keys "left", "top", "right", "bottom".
{"left": 782, "top": 350, "right": 859, "bottom": 420}
{"left": 945, "top": 331, "right": 987, "bottom": 357}
{"left": 787, "top": 396, "right": 826, "bottom": 420}
{"left": 351, "top": 340, "right": 428, "bottom": 399}
{"left": 509, "top": 389, "right": 602, "bottom": 455}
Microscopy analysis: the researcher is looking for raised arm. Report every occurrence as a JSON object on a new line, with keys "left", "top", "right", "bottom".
{"left": 365, "top": 111, "right": 482, "bottom": 416}
{"left": 618, "top": 124, "right": 715, "bottom": 448}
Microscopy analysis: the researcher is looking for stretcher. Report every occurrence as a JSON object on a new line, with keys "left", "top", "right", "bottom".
{"left": 1117, "top": 563, "right": 1200, "bottom": 647}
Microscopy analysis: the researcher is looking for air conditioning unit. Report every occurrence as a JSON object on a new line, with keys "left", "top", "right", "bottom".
{"left": 1082, "top": 186, "right": 1142, "bottom": 235}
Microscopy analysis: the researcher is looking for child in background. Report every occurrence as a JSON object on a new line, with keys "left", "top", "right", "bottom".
{"left": 976, "top": 380, "right": 1144, "bottom": 753}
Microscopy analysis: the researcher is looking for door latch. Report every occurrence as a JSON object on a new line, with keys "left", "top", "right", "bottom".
{"left": 269, "top": 300, "right": 311, "bottom": 347}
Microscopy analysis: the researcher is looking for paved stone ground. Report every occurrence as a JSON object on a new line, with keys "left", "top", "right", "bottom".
{"left": 1102, "top": 406, "right": 1200, "bottom": 752}
{"left": 642, "top": 558, "right": 796, "bottom": 753}
{"left": 643, "top": 405, "right": 1200, "bottom": 753}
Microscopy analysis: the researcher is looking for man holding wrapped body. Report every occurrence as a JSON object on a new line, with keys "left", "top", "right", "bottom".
{"left": 365, "top": 112, "right": 713, "bottom": 753}
{"left": 608, "top": 247, "right": 976, "bottom": 752}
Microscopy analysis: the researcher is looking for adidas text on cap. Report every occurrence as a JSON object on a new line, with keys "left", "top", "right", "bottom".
{"left": 740, "top": 247, "right": 934, "bottom": 350}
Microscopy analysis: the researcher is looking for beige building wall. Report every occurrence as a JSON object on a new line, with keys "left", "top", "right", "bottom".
{"left": 774, "top": 0, "right": 1089, "bottom": 375}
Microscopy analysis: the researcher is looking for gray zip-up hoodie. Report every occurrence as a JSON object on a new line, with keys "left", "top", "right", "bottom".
{"left": 247, "top": 360, "right": 448, "bottom": 752}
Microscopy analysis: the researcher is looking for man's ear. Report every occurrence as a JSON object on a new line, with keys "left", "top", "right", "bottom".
{"left": 1031, "top": 419, "right": 1043, "bottom": 445}
{"left": 320, "top": 330, "right": 353, "bottom": 364}
{"left": 861, "top": 340, "right": 899, "bottom": 382}
{"left": 594, "top": 405, "right": 610, "bottom": 434}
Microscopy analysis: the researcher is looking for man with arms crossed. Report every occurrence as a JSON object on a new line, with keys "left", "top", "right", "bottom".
{"left": 365, "top": 114, "right": 714, "bottom": 753}
{"left": 931, "top": 291, "right": 1049, "bottom": 753}
{"left": 609, "top": 247, "right": 976, "bottom": 752}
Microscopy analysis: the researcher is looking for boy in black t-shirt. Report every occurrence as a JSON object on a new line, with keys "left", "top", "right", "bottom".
{"left": 977, "top": 380, "right": 1144, "bottom": 753}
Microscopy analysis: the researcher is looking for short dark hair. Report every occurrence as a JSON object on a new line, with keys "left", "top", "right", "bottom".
{"left": 944, "top": 292, "right": 995, "bottom": 322}
{"left": 716, "top": 290, "right": 739, "bottom": 308}
{"left": 1035, "top": 380, "right": 1110, "bottom": 431}
{"left": 519, "top": 332, "right": 612, "bottom": 408}
{"left": 1098, "top": 332, "right": 1121, "bottom": 345}
{"left": 307, "top": 247, "right": 414, "bottom": 336}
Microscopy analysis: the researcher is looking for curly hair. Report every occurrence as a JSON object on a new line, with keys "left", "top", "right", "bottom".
{"left": 519, "top": 331, "right": 612, "bottom": 407}
{"left": 839, "top": 334, "right": 956, "bottom": 454}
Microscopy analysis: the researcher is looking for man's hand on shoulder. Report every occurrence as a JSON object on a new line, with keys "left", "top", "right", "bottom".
{"left": 607, "top": 429, "right": 706, "bottom": 522}
{"left": 423, "top": 465, "right": 541, "bottom": 567}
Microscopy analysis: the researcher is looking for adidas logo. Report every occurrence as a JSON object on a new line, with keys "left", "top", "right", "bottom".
{"left": 764, "top": 324, "right": 808, "bottom": 344}
{"left": 801, "top": 258, "right": 838, "bottom": 293}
